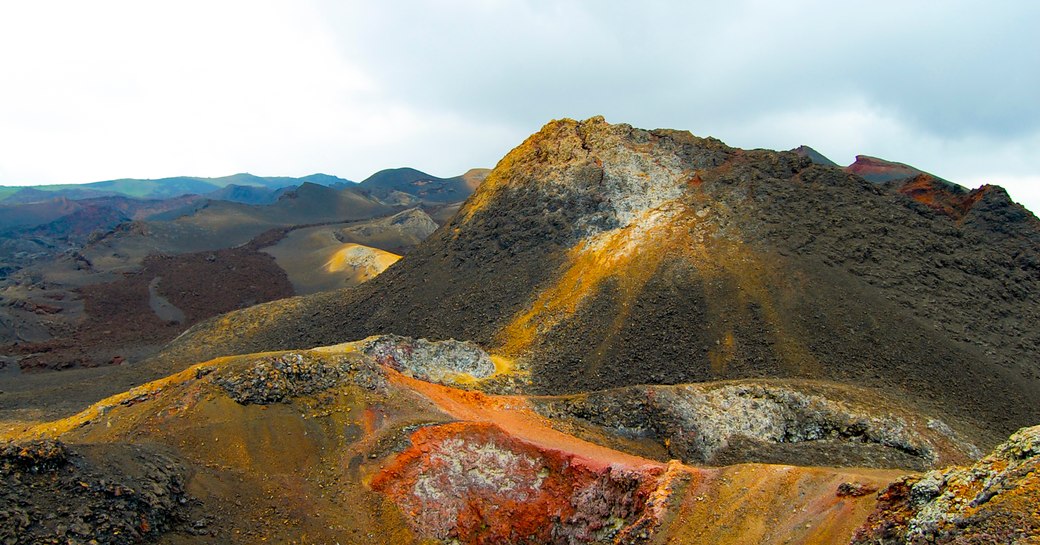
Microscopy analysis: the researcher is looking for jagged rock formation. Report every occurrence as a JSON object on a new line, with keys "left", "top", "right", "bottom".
{"left": 852, "top": 424, "right": 1040, "bottom": 544}
{"left": 534, "top": 380, "right": 980, "bottom": 470}
{"left": 158, "top": 117, "right": 1040, "bottom": 449}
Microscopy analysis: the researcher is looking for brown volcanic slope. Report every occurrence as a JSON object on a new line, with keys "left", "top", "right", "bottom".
{"left": 1, "top": 339, "right": 981, "bottom": 545}
{"left": 7, "top": 234, "right": 295, "bottom": 371}
{"left": 159, "top": 117, "right": 1040, "bottom": 447}
{"left": 0, "top": 184, "right": 404, "bottom": 369}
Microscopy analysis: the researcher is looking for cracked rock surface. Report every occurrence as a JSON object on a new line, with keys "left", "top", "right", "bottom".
{"left": 852, "top": 424, "right": 1040, "bottom": 544}
{"left": 535, "top": 381, "right": 979, "bottom": 470}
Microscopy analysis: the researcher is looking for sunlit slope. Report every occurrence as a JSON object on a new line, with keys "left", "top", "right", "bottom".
{"left": 267, "top": 234, "right": 400, "bottom": 294}
{"left": 157, "top": 117, "right": 1040, "bottom": 447}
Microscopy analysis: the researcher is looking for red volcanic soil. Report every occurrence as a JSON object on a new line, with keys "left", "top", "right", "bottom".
{"left": 370, "top": 370, "right": 673, "bottom": 542}
{"left": 371, "top": 421, "right": 666, "bottom": 544}
{"left": 844, "top": 155, "right": 923, "bottom": 183}
{"left": 5, "top": 235, "right": 294, "bottom": 371}
{"left": 895, "top": 174, "right": 991, "bottom": 221}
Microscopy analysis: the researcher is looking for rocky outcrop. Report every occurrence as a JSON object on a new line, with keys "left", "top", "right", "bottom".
{"left": 211, "top": 336, "right": 497, "bottom": 406}
{"left": 535, "top": 381, "right": 979, "bottom": 470}
{"left": 0, "top": 440, "right": 188, "bottom": 545}
{"left": 852, "top": 424, "right": 1040, "bottom": 544}
{"left": 213, "top": 351, "right": 387, "bottom": 404}
{"left": 356, "top": 334, "right": 496, "bottom": 385}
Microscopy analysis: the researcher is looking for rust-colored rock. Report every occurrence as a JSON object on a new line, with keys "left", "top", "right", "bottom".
{"left": 893, "top": 173, "right": 991, "bottom": 220}
{"left": 371, "top": 422, "right": 669, "bottom": 543}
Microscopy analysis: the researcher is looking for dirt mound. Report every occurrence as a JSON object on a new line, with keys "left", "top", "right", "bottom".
{"left": 157, "top": 117, "right": 1040, "bottom": 449}
{"left": 261, "top": 208, "right": 436, "bottom": 294}
{"left": 268, "top": 240, "right": 399, "bottom": 295}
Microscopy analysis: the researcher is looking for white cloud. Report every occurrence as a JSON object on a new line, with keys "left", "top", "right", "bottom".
{"left": 0, "top": 0, "right": 1037, "bottom": 214}
{"left": 0, "top": 0, "right": 480, "bottom": 183}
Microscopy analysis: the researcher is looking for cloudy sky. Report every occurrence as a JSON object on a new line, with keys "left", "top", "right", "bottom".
{"left": 1, "top": 1, "right": 1038, "bottom": 211}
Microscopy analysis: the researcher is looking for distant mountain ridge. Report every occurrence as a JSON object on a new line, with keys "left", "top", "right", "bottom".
{"left": 1, "top": 167, "right": 492, "bottom": 206}
{"left": 359, "top": 167, "right": 490, "bottom": 203}
{"left": 0, "top": 173, "right": 354, "bottom": 204}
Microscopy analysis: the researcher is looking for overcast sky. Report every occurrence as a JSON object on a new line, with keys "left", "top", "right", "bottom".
{"left": 1, "top": 1, "right": 1038, "bottom": 211}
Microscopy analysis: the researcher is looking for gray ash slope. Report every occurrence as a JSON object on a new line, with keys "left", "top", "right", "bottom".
{"left": 159, "top": 117, "right": 1040, "bottom": 446}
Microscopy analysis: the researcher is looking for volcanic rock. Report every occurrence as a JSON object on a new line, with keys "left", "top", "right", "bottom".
{"left": 0, "top": 439, "right": 187, "bottom": 545}
{"left": 534, "top": 380, "right": 980, "bottom": 470}
{"left": 852, "top": 424, "right": 1040, "bottom": 544}
{"left": 845, "top": 155, "right": 926, "bottom": 184}
{"left": 4, "top": 340, "right": 922, "bottom": 544}
{"left": 213, "top": 351, "right": 387, "bottom": 405}
{"left": 355, "top": 334, "right": 496, "bottom": 384}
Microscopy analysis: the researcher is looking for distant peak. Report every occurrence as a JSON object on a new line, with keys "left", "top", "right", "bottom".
{"left": 845, "top": 155, "right": 925, "bottom": 184}
{"left": 790, "top": 145, "right": 838, "bottom": 167}
{"left": 460, "top": 168, "right": 491, "bottom": 191}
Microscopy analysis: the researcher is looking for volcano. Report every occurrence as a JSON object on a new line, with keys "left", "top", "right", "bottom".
{"left": 159, "top": 117, "right": 1040, "bottom": 447}
{"left": 3, "top": 117, "right": 1038, "bottom": 544}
